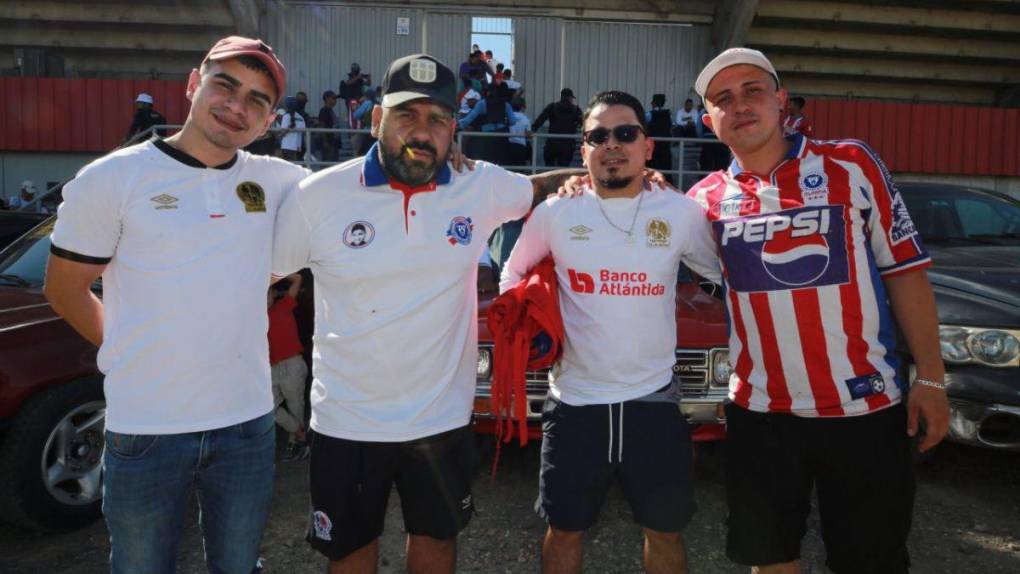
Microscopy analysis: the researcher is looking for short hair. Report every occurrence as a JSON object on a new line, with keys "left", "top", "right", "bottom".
{"left": 583, "top": 91, "right": 647, "bottom": 131}
{"left": 511, "top": 98, "right": 526, "bottom": 112}
{"left": 351, "top": 223, "right": 367, "bottom": 234}
{"left": 503, "top": 68, "right": 512, "bottom": 78}
{"left": 296, "top": 91, "right": 308, "bottom": 99}
{"left": 323, "top": 90, "right": 336, "bottom": 100}
{"left": 485, "top": 50, "right": 493, "bottom": 56}
{"left": 685, "top": 98, "right": 693, "bottom": 104}
{"left": 790, "top": 96, "right": 806, "bottom": 108}
{"left": 651, "top": 93, "right": 666, "bottom": 107}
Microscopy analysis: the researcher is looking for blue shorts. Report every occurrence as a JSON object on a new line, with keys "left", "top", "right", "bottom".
{"left": 536, "top": 394, "right": 697, "bottom": 532}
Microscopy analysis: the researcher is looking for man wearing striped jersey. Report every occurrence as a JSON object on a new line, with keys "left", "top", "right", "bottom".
{"left": 688, "top": 48, "right": 949, "bottom": 574}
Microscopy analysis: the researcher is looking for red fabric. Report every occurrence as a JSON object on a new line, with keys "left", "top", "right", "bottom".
{"left": 268, "top": 295, "right": 303, "bottom": 365}
{"left": 486, "top": 257, "right": 564, "bottom": 454}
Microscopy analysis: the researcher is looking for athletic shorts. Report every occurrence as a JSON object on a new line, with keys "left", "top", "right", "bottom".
{"left": 724, "top": 402, "right": 915, "bottom": 574}
{"left": 305, "top": 425, "right": 476, "bottom": 561}
{"left": 536, "top": 394, "right": 697, "bottom": 533}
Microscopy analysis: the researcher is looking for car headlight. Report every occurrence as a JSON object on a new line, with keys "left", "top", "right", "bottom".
{"left": 709, "top": 348, "right": 732, "bottom": 386}
{"left": 939, "top": 326, "right": 1020, "bottom": 367}
{"left": 477, "top": 347, "right": 492, "bottom": 380}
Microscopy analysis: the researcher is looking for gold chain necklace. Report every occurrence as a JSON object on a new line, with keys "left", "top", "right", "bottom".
{"left": 594, "top": 189, "right": 645, "bottom": 244}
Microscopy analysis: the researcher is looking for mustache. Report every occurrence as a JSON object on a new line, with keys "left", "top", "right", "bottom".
{"left": 401, "top": 140, "right": 438, "bottom": 158}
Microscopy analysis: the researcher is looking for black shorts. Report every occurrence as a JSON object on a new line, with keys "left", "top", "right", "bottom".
{"left": 724, "top": 403, "right": 915, "bottom": 574}
{"left": 305, "top": 425, "right": 476, "bottom": 561}
{"left": 536, "top": 395, "right": 697, "bottom": 533}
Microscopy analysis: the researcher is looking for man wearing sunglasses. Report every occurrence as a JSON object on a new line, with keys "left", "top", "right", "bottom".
{"left": 687, "top": 48, "right": 948, "bottom": 574}
{"left": 501, "top": 91, "right": 720, "bottom": 574}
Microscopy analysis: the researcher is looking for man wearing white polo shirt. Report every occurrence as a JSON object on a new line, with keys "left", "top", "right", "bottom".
{"left": 501, "top": 91, "right": 720, "bottom": 574}
{"left": 44, "top": 37, "right": 306, "bottom": 574}
{"left": 272, "top": 53, "right": 580, "bottom": 574}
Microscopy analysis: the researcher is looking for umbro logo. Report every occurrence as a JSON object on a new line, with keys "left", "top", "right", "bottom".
{"left": 461, "top": 495, "right": 473, "bottom": 510}
{"left": 151, "top": 194, "right": 178, "bottom": 210}
{"left": 569, "top": 225, "right": 592, "bottom": 241}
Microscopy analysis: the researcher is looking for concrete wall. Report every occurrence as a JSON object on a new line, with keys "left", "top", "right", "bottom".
{"left": 265, "top": 2, "right": 714, "bottom": 117}
{"left": 0, "top": 152, "right": 100, "bottom": 203}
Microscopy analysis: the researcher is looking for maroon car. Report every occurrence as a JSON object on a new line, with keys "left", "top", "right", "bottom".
{"left": 0, "top": 218, "right": 104, "bottom": 530}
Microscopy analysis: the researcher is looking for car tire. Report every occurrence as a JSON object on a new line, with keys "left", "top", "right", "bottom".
{"left": 0, "top": 378, "right": 105, "bottom": 531}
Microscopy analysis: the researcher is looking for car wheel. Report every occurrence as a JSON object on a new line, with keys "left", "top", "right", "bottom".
{"left": 0, "top": 378, "right": 105, "bottom": 531}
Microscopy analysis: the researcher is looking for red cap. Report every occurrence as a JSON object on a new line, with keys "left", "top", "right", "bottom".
{"left": 203, "top": 36, "right": 287, "bottom": 104}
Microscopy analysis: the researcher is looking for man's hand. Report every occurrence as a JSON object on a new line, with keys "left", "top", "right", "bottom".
{"left": 449, "top": 141, "right": 476, "bottom": 173}
{"left": 477, "top": 264, "right": 498, "bottom": 296}
{"left": 557, "top": 174, "right": 589, "bottom": 198}
{"left": 907, "top": 383, "right": 950, "bottom": 453}
{"left": 643, "top": 168, "right": 678, "bottom": 192}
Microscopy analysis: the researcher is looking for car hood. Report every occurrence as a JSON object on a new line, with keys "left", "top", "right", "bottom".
{"left": 0, "top": 286, "right": 54, "bottom": 329}
{"left": 927, "top": 246, "right": 1020, "bottom": 325}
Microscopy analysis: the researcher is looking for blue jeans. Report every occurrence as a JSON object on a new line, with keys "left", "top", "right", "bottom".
{"left": 102, "top": 412, "right": 276, "bottom": 574}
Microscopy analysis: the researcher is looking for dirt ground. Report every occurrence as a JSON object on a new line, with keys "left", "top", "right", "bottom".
{"left": 1, "top": 435, "right": 1019, "bottom": 574}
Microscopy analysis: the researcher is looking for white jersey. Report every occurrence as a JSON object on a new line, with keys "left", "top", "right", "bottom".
{"left": 500, "top": 185, "right": 721, "bottom": 406}
{"left": 50, "top": 139, "right": 309, "bottom": 433}
{"left": 272, "top": 145, "right": 533, "bottom": 441}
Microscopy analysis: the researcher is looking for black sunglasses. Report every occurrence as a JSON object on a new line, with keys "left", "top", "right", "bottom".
{"left": 582, "top": 125, "right": 645, "bottom": 146}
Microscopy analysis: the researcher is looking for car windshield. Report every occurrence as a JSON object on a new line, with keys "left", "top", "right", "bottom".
{"left": 900, "top": 186, "right": 1020, "bottom": 244}
{"left": 0, "top": 218, "right": 55, "bottom": 287}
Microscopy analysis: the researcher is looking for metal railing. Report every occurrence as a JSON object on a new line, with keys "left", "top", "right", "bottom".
{"left": 11, "top": 124, "right": 731, "bottom": 212}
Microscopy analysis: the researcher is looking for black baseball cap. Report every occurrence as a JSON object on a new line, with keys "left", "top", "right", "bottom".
{"left": 381, "top": 54, "right": 457, "bottom": 111}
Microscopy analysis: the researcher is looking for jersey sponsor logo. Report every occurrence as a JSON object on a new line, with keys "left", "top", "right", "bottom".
{"left": 889, "top": 191, "right": 918, "bottom": 245}
{"left": 646, "top": 218, "right": 671, "bottom": 247}
{"left": 312, "top": 510, "right": 333, "bottom": 541}
{"left": 569, "top": 224, "right": 592, "bottom": 241}
{"left": 845, "top": 372, "right": 886, "bottom": 400}
{"left": 446, "top": 216, "right": 474, "bottom": 245}
{"left": 714, "top": 205, "right": 850, "bottom": 292}
{"left": 150, "top": 194, "right": 178, "bottom": 210}
{"left": 566, "top": 268, "right": 666, "bottom": 296}
{"left": 236, "top": 182, "right": 266, "bottom": 213}
{"left": 343, "top": 220, "right": 375, "bottom": 249}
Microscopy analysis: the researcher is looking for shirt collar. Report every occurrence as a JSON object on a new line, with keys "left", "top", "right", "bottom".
{"left": 361, "top": 142, "right": 452, "bottom": 189}
{"left": 153, "top": 138, "right": 237, "bottom": 170}
{"left": 727, "top": 132, "right": 804, "bottom": 178}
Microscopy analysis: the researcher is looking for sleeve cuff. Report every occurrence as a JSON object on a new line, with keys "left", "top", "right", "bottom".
{"left": 878, "top": 257, "right": 932, "bottom": 278}
{"left": 50, "top": 244, "right": 112, "bottom": 265}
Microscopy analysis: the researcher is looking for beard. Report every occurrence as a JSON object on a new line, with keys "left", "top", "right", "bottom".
{"left": 597, "top": 175, "right": 636, "bottom": 190}
{"left": 377, "top": 127, "right": 447, "bottom": 187}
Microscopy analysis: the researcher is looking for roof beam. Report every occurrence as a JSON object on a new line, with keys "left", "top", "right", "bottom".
{"left": 711, "top": 0, "right": 759, "bottom": 50}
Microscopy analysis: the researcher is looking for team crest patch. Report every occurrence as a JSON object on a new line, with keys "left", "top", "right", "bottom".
{"left": 646, "top": 218, "right": 671, "bottom": 247}
{"left": 312, "top": 510, "right": 332, "bottom": 541}
{"left": 446, "top": 216, "right": 474, "bottom": 245}
{"left": 800, "top": 173, "right": 828, "bottom": 202}
{"left": 343, "top": 220, "right": 375, "bottom": 249}
{"left": 409, "top": 59, "right": 437, "bottom": 83}
{"left": 236, "top": 182, "right": 266, "bottom": 213}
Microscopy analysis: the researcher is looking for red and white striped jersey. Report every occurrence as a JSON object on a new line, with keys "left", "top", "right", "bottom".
{"left": 687, "top": 134, "right": 930, "bottom": 417}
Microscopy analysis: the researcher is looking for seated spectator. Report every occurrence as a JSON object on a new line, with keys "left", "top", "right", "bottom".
{"left": 503, "top": 68, "right": 522, "bottom": 97}
{"left": 8, "top": 180, "right": 50, "bottom": 213}
{"left": 125, "top": 92, "right": 168, "bottom": 141}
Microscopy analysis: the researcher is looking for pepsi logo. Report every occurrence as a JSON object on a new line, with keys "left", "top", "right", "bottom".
{"left": 761, "top": 228, "right": 831, "bottom": 286}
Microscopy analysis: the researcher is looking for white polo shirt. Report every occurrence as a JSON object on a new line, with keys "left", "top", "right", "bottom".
{"left": 500, "top": 185, "right": 721, "bottom": 406}
{"left": 50, "top": 139, "right": 309, "bottom": 434}
{"left": 272, "top": 144, "right": 533, "bottom": 441}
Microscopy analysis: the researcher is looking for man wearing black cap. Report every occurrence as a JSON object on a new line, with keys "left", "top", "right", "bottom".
{"left": 533, "top": 88, "right": 583, "bottom": 167}
{"left": 272, "top": 53, "right": 583, "bottom": 574}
